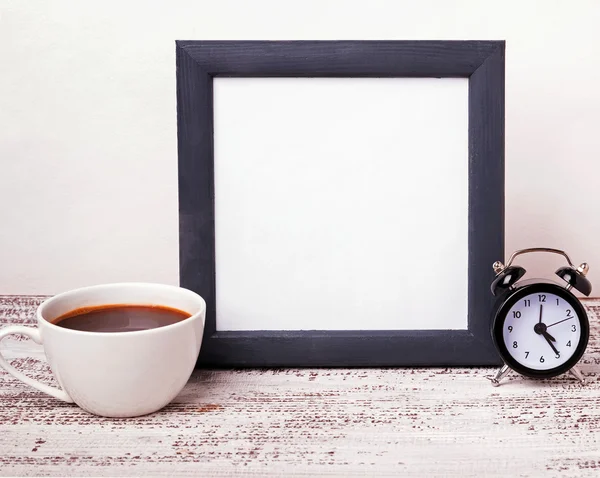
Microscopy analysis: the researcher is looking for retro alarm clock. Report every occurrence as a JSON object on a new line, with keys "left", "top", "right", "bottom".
{"left": 489, "top": 248, "right": 592, "bottom": 386}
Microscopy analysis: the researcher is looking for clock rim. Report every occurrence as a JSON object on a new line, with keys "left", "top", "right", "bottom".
{"left": 492, "top": 282, "right": 589, "bottom": 379}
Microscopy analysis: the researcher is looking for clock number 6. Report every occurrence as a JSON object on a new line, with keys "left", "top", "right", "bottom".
{"left": 540, "top": 356, "right": 545, "bottom": 363}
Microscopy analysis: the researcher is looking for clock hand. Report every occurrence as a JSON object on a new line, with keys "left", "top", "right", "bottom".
{"left": 542, "top": 331, "right": 560, "bottom": 356}
{"left": 539, "top": 304, "right": 543, "bottom": 324}
{"left": 547, "top": 317, "right": 575, "bottom": 328}
{"left": 544, "top": 330, "right": 557, "bottom": 342}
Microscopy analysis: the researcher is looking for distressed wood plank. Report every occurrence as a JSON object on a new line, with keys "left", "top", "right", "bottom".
{"left": 1, "top": 296, "right": 600, "bottom": 476}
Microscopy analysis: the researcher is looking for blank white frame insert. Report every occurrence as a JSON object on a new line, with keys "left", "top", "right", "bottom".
{"left": 213, "top": 77, "right": 468, "bottom": 331}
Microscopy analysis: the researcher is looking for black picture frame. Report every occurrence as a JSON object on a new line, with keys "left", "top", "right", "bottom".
{"left": 176, "top": 40, "right": 505, "bottom": 367}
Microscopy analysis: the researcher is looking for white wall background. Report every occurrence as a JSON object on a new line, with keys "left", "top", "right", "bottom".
{"left": 1, "top": 0, "right": 599, "bottom": 295}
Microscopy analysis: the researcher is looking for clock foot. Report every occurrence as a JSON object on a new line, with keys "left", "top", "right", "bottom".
{"left": 489, "top": 364, "right": 511, "bottom": 387}
{"left": 568, "top": 366, "right": 586, "bottom": 385}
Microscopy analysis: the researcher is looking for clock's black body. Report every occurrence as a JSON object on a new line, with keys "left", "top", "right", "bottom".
{"left": 491, "top": 280, "right": 589, "bottom": 379}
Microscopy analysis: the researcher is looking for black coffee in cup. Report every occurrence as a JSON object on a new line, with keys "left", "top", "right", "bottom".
{"left": 52, "top": 305, "right": 191, "bottom": 333}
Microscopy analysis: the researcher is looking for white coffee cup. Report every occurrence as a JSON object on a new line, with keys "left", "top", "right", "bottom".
{"left": 0, "top": 283, "right": 206, "bottom": 417}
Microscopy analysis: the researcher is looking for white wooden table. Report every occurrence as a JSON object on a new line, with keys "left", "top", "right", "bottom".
{"left": 1, "top": 296, "right": 600, "bottom": 477}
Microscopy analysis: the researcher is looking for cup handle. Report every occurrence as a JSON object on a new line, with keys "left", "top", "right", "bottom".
{"left": 0, "top": 326, "right": 73, "bottom": 402}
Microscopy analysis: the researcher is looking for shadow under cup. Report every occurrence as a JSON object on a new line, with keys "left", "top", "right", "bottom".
{"left": 37, "top": 283, "right": 206, "bottom": 418}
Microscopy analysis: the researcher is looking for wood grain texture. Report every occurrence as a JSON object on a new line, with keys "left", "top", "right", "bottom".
{"left": 2, "top": 296, "right": 600, "bottom": 477}
{"left": 468, "top": 43, "right": 505, "bottom": 355}
{"left": 177, "top": 40, "right": 501, "bottom": 77}
{"left": 177, "top": 44, "right": 217, "bottom": 338}
{"left": 177, "top": 40, "right": 505, "bottom": 367}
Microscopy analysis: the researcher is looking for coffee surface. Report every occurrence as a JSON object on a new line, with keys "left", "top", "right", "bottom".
{"left": 52, "top": 304, "right": 191, "bottom": 333}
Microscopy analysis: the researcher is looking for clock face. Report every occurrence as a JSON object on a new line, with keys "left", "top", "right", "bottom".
{"left": 494, "top": 284, "right": 589, "bottom": 377}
